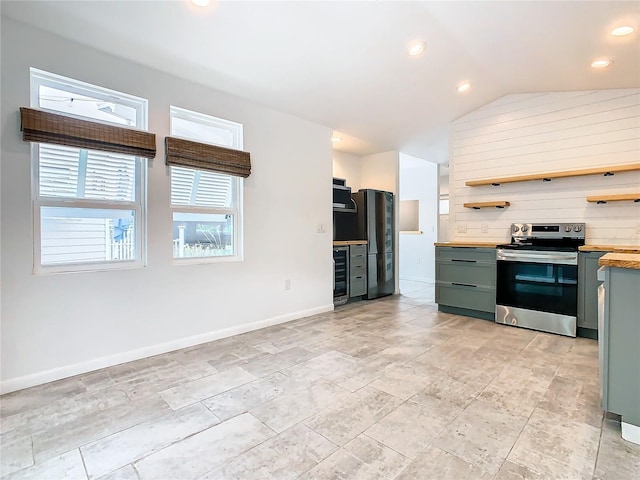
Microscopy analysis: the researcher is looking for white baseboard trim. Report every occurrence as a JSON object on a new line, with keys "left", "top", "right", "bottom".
{"left": 622, "top": 421, "right": 640, "bottom": 446}
{"left": 399, "top": 275, "right": 434, "bottom": 283}
{"left": 0, "top": 303, "right": 334, "bottom": 395}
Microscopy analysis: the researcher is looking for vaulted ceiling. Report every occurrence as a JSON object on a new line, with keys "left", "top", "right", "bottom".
{"left": 2, "top": 1, "right": 639, "bottom": 162}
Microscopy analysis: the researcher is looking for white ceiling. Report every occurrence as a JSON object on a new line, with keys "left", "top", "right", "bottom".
{"left": 2, "top": 0, "right": 639, "bottom": 162}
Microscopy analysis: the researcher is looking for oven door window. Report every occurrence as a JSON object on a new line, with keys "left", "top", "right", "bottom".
{"left": 496, "top": 261, "right": 578, "bottom": 316}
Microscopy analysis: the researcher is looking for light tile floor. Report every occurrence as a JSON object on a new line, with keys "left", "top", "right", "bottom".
{"left": 1, "top": 280, "right": 639, "bottom": 479}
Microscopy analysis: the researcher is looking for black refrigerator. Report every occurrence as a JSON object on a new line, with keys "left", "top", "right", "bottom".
{"left": 353, "top": 189, "right": 395, "bottom": 299}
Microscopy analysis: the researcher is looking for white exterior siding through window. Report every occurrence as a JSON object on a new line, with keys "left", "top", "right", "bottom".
{"left": 169, "top": 106, "right": 243, "bottom": 261}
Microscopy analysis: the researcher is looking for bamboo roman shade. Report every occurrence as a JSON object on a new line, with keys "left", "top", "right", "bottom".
{"left": 20, "top": 107, "right": 156, "bottom": 159}
{"left": 165, "top": 136, "right": 251, "bottom": 178}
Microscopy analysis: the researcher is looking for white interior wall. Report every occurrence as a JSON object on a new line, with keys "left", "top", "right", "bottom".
{"left": 332, "top": 151, "right": 362, "bottom": 191}
{"left": 399, "top": 154, "right": 438, "bottom": 283}
{"left": 360, "top": 151, "right": 399, "bottom": 194}
{"left": 451, "top": 89, "right": 640, "bottom": 244}
{"left": 0, "top": 17, "right": 334, "bottom": 393}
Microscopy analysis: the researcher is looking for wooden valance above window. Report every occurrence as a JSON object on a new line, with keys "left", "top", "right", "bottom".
{"left": 20, "top": 107, "right": 156, "bottom": 159}
{"left": 165, "top": 136, "right": 251, "bottom": 178}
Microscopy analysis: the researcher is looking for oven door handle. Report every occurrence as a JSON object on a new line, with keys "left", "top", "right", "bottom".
{"left": 499, "top": 253, "right": 574, "bottom": 260}
{"left": 497, "top": 250, "right": 577, "bottom": 265}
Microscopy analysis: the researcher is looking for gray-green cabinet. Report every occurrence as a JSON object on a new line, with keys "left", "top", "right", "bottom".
{"left": 349, "top": 244, "right": 367, "bottom": 297}
{"left": 577, "top": 251, "right": 605, "bottom": 337}
{"left": 601, "top": 265, "right": 640, "bottom": 432}
{"left": 435, "top": 246, "right": 496, "bottom": 320}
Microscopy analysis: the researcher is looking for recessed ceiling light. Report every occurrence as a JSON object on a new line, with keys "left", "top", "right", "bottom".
{"left": 408, "top": 40, "right": 426, "bottom": 56}
{"left": 192, "top": 0, "right": 210, "bottom": 7}
{"left": 611, "top": 26, "right": 634, "bottom": 36}
{"left": 331, "top": 136, "right": 342, "bottom": 143}
{"left": 591, "top": 59, "right": 613, "bottom": 69}
{"left": 457, "top": 82, "right": 471, "bottom": 93}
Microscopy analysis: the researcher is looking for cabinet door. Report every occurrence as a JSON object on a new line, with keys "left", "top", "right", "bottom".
{"left": 436, "top": 283, "right": 496, "bottom": 313}
{"left": 436, "top": 260, "right": 496, "bottom": 287}
{"left": 350, "top": 245, "right": 366, "bottom": 270}
{"left": 350, "top": 263, "right": 366, "bottom": 277}
{"left": 603, "top": 267, "right": 640, "bottom": 423}
{"left": 350, "top": 275, "right": 367, "bottom": 297}
{"left": 436, "top": 247, "right": 496, "bottom": 262}
{"left": 435, "top": 246, "right": 497, "bottom": 314}
{"left": 578, "top": 252, "right": 605, "bottom": 330}
{"left": 350, "top": 244, "right": 367, "bottom": 257}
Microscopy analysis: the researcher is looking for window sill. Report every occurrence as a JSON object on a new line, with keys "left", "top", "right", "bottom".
{"left": 172, "top": 255, "right": 243, "bottom": 266}
{"left": 33, "top": 260, "right": 144, "bottom": 275}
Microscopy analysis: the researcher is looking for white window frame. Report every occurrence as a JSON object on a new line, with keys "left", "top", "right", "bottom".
{"left": 439, "top": 194, "right": 450, "bottom": 216}
{"left": 30, "top": 68, "right": 148, "bottom": 274}
{"left": 170, "top": 106, "right": 244, "bottom": 264}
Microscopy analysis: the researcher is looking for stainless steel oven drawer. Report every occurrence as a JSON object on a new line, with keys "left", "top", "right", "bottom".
{"left": 435, "top": 283, "right": 496, "bottom": 313}
{"left": 436, "top": 261, "right": 496, "bottom": 287}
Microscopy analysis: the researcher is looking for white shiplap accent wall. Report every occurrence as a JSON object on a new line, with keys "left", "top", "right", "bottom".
{"left": 451, "top": 89, "right": 640, "bottom": 245}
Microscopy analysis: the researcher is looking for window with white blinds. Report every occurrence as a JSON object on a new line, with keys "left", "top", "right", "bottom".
{"left": 170, "top": 106, "right": 243, "bottom": 261}
{"left": 39, "top": 144, "right": 136, "bottom": 201}
{"left": 31, "top": 68, "right": 147, "bottom": 273}
{"left": 170, "top": 167, "right": 233, "bottom": 208}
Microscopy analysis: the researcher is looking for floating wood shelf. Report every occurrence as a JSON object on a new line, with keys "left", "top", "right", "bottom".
{"left": 465, "top": 163, "right": 640, "bottom": 187}
{"left": 463, "top": 201, "right": 510, "bottom": 209}
{"left": 400, "top": 230, "right": 423, "bottom": 234}
{"left": 586, "top": 193, "right": 640, "bottom": 204}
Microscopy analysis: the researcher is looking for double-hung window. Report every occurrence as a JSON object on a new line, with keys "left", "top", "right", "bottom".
{"left": 30, "top": 68, "right": 148, "bottom": 273}
{"left": 170, "top": 106, "right": 243, "bottom": 262}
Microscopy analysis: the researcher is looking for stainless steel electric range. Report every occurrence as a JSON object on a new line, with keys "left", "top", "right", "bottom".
{"left": 495, "top": 223, "right": 585, "bottom": 337}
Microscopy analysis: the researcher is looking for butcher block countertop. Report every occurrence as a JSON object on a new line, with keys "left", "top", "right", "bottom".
{"left": 434, "top": 242, "right": 499, "bottom": 248}
{"left": 599, "top": 253, "right": 640, "bottom": 270}
{"left": 579, "top": 245, "right": 640, "bottom": 253}
{"left": 333, "top": 240, "right": 367, "bottom": 246}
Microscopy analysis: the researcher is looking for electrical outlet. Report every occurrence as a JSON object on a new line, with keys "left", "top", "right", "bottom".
{"left": 481, "top": 223, "right": 489, "bottom": 234}
{"left": 457, "top": 224, "right": 467, "bottom": 234}
{"left": 316, "top": 224, "right": 326, "bottom": 233}
{"left": 417, "top": 257, "right": 421, "bottom": 264}
{"left": 285, "top": 279, "right": 291, "bottom": 290}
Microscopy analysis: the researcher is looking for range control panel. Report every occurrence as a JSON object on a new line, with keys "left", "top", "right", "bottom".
{"left": 511, "top": 223, "right": 585, "bottom": 240}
